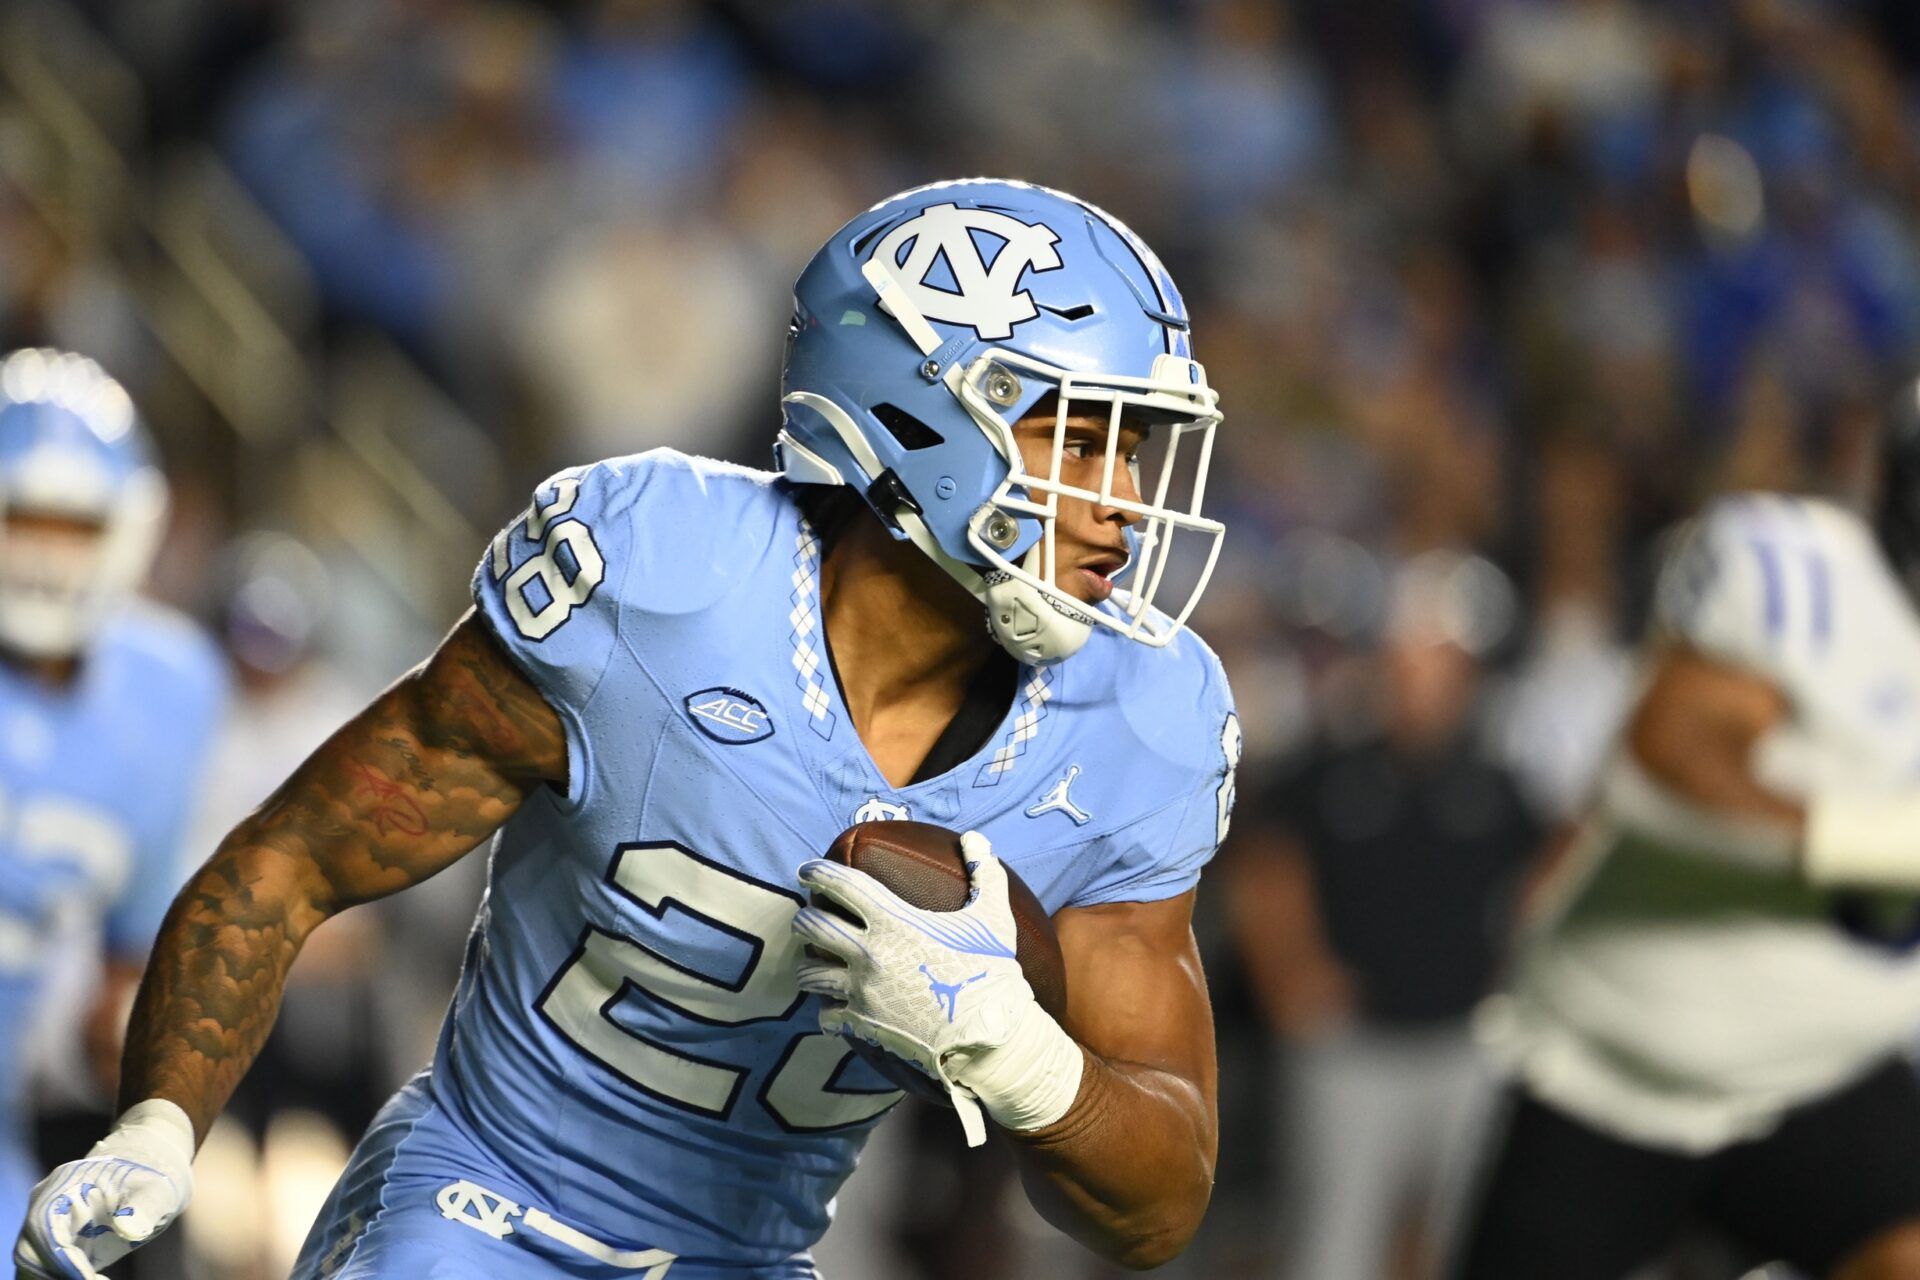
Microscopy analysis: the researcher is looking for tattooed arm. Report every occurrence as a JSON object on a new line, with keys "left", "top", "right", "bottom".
{"left": 118, "top": 610, "right": 566, "bottom": 1140}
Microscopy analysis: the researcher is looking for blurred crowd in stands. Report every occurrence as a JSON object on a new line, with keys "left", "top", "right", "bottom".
{"left": 11, "top": 0, "right": 1920, "bottom": 1275}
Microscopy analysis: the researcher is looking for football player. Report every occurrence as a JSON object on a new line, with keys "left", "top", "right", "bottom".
{"left": 14, "top": 180, "right": 1238, "bottom": 1279}
{"left": 0, "top": 350, "right": 225, "bottom": 1246}
{"left": 1455, "top": 386, "right": 1920, "bottom": 1279}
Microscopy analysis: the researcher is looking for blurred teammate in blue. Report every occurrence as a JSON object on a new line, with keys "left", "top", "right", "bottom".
{"left": 0, "top": 349, "right": 224, "bottom": 1247}
{"left": 15, "top": 180, "right": 1239, "bottom": 1280}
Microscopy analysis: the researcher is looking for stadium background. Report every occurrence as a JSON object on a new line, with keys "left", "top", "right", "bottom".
{"left": 7, "top": 0, "right": 1920, "bottom": 1276}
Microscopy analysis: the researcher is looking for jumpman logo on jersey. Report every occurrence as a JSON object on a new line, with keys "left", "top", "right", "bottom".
{"left": 920, "top": 964, "right": 989, "bottom": 1023}
{"left": 1026, "top": 764, "right": 1093, "bottom": 826}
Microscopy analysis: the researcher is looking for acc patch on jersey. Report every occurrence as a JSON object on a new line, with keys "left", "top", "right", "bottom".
{"left": 684, "top": 687, "right": 775, "bottom": 745}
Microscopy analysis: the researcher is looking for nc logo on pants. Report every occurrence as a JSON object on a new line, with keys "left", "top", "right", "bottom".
{"left": 437, "top": 1180, "right": 520, "bottom": 1240}
{"left": 433, "top": 1178, "right": 679, "bottom": 1275}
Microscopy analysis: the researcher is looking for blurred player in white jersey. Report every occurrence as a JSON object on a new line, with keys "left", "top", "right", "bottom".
{"left": 1456, "top": 386, "right": 1920, "bottom": 1279}
{"left": 0, "top": 350, "right": 225, "bottom": 1240}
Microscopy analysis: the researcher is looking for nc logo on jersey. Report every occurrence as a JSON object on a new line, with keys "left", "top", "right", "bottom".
{"left": 870, "top": 203, "right": 1063, "bottom": 341}
{"left": 852, "top": 796, "right": 910, "bottom": 824}
{"left": 685, "top": 687, "right": 775, "bottom": 745}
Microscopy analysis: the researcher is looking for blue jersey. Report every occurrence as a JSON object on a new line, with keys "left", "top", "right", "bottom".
{"left": 0, "top": 606, "right": 226, "bottom": 1211}
{"left": 414, "top": 450, "right": 1237, "bottom": 1272}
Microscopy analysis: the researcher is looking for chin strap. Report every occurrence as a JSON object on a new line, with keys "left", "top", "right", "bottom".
{"left": 783, "top": 375, "right": 1094, "bottom": 666}
{"left": 980, "top": 555, "right": 1093, "bottom": 665}
{"left": 892, "top": 507, "right": 1092, "bottom": 665}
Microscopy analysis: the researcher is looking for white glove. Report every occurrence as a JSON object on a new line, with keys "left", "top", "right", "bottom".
{"left": 793, "top": 831, "right": 1084, "bottom": 1146}
{"left": 13, "top": 1099, "right": 195, "bottom": 1279}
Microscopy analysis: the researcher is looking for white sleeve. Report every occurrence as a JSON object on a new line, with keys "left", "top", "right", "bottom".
{"left": 1652, "top": 496, "right": 1833, "bottom": 683}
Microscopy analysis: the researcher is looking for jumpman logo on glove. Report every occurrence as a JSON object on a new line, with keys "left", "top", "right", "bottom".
{"left": 920, "top": 965, "right": 989, "bottom": 1023}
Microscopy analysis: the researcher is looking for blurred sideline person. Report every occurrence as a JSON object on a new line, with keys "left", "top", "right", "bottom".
{"left": 1457, "top": 385, "right": 1920, "bottom": 1280}
{"left": 1230, "top": 551, "right": 1545, "bottom": 1280}
{"left": 15, "top": 180, "right": 1238, "bottom": 1280}
{"left": 0, "top": 350, "right": 225, "bottom": 1245}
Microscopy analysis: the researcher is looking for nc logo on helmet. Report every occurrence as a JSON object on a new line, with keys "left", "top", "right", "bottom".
{"left": 870, "top": 203, "right": 1062, "bottom": 341}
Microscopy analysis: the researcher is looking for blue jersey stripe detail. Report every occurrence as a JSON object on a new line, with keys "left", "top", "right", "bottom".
{"left": 1806, "top": 550, "right": 1832, "bottom": 651}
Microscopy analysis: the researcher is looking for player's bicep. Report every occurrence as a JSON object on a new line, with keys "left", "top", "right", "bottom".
{"left": 1622, "top": 642, "right": 1799, "bottom": 827}
{"left": 237, "top": 612, "right": 564, "bottom": 919}
{"left": 406, "top": 609, "right": 570, "bottom": 783}
{"left": 1053, "top": 891, "right": 1215, "bottom": 1093}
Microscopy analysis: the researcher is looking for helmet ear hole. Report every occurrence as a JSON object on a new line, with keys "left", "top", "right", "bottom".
{"left": 871, "top": 404, "right": 945, "bottom": 451}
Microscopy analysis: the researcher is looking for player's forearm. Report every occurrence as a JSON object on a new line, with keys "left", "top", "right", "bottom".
{"left": 1009, "top": 1052, "right": 1216, "bottom": 1270}
{"left": 1603, "top": 753, "right": 1801, "bottom": 870}
{"left": 117, "top": 767, "right": 484, "bottom": 1139}
{"left": 116, "top": 836, "right": 322, "bottom": 1140}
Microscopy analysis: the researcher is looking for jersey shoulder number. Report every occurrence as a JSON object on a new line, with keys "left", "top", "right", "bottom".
{"left": 471, "top": 459, "right": 643, "bottom": 800}
{"left": 1067, "top": 633, "right": 1238, "bottom": 908}
{"left": 487, "top": 473, "right": 609, "bottom": 642}
{"left": 476, "top": 449, "right": 789, "bottom": 647}
{"left": 1655, "top": 493, "right": 1862, "bottom": 677}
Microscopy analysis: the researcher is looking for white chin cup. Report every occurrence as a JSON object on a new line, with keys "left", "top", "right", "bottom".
{"left": 0, "top": 590, "right": 91, "bottom": 658}
{"left": 982, "top": 547, "right": 1093, "bottom": 665}
{"left": 0, "top": 532, "right": 109, "bottom": 659}
{"left": 0, "top": 469, "right": 166, "bottom": 661}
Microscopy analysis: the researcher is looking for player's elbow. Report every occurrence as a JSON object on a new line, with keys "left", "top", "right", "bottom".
{"left": 197, "top": 824, "right": 333, "bottom": 941}
{"left": 1624, "top": 686, "right": 1713, "bottom": 804}
{"left": 1104, "top": 1214, "right": 1204, "bottom": 1270}
{"left": 1111, "top": 1236, "right": 1189, "bottom": 1271}
{"left": 1095, "top": 1180, "right": 1212, "bottom": 1270}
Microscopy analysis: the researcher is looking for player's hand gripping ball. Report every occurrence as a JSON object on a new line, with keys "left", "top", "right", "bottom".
{"left": 793, "top": 823, "right": 1069, "bottom": 1143}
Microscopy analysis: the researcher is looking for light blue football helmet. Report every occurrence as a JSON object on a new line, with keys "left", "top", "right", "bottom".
{"left": 777, "top": 179, "right": 1224, "bottom": 664}
{"left": 0, "top": 349, "right": 167, "bottom": 658}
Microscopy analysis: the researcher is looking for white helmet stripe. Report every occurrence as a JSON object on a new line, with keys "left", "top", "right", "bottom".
{"left": 860, "top": 259, "right": 943, "bottom": 358}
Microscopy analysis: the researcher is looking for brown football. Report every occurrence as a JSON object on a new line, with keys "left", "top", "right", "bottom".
{"left": 817, "top": 820, "right": 1068, "bottom": 1103}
